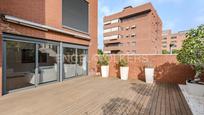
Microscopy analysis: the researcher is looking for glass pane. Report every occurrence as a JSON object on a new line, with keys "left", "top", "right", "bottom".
{"left": 63, "top": 47, "right": 76, "bottom": 78}
{"left": 77, "top": 49, "right": 88, "bottom": 76}
{"left": 38, "top": 44, "right": 59, "bottom": 84}
{"left": 6, "top": 41, "right": 36, "bottom": 91}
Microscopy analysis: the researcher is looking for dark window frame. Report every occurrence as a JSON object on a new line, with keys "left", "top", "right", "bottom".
{"left": 62, "top": 0, "right": 89, "bottom": 33}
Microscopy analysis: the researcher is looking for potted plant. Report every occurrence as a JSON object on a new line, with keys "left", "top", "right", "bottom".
{"left": 98, "top": 54, "right": 109, "bottom": 78}
{"left": 144, "top": 61, "right": 154, "bottom": 83}
{"left": 177, "top": 25, "right": 204, "bottom": 97}
{"left": 118, "top": 58, "right": 129, "bottom": 80}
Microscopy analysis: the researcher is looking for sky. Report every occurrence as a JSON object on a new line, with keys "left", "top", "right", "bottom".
{"left": 98, "top": 0, "right": 204, "bottom": 49}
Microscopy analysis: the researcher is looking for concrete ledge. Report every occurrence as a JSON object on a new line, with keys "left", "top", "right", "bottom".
{"left": 179, "top": 85, "right": 204, "bottom": 115}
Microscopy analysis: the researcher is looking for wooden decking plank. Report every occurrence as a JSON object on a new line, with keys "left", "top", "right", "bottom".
{"left": 125, "top": 83, "right": 148, "bottom": 114}
{"left": 148, "top": 83, "right": 160, "bottom": 115}
{"left": 60, "top": 79, "right": 121, "bottom": 115}
{"left": 160, "top": 84, "right": 166, "bottom": 115}
{"left": 132, "top": 83, "right": 152, "bottom": 114}
{"left": 101, "top": 82, "right": 133, "bottom": 115}
{"left": 138, "top": 83, "right": 155, "bottom": 115}
{"left": 89, "top": 81, "right": 130, "bottom": 115}
{"left": 177, "top": 85, "right": 193, "bottom": 115}
{"left": 120, "top": 83, "right": 147, "bottom": 115}
{"left": 173, "top": 85, "right": 188, "bottom": 115}
{"left": 155, "top": 83, "right": 163, "bottom": 115}
{"left": 118, "top": 83, "right": 145, "bottom": 115}
{"left": 169, "top": 84, "right": 177, "bottom": 115}
{"left": 143, "top": 83, "right": 158, "bottom": 115}
{"left": 169, "top": 84, "right": 180, "bottom": 115}
{"left": 165, "top": 84, "right": 171, "bottom": 115}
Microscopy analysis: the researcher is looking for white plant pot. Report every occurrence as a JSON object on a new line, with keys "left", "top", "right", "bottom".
{"left": 145, "top": 68, "right": 154, "bottom": 83}
{"left": 120, "top": 67, "right": 129, "bottom": 80}
{"left": 186, "top": 81, "right": 204, "bottom": 97}
{"left": 101, "top": 66, "right": 109, "bottom": 78}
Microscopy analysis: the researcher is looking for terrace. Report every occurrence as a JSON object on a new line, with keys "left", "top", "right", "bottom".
{"left": 0, "top": 77, "right": 192, "bottom": 115}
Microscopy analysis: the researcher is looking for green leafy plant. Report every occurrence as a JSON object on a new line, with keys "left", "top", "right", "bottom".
{"left": 177, "top": 25, "right": 204, "bottom": 82}
{"left": 172, "top": 49, "right": 179, "bottom": 54}
{"left": 118, "top": 58, "right": 128, "bottom": 67}
{"left": 98, "top": 54, "right": 109, "bottom": 66}
{"left": 162, "top": 50, "right": 169, "bottom": 54}
{"left": 98, "top": 49, "right": 103, "bottom": 55}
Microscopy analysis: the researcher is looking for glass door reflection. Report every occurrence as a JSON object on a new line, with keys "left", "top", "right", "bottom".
{"left": 77, "top": 49, "right": 88, "bottom": 76}
{"left": 6, "top": 41, "right": 36, "bottom": 91}
{"left": 63, "top": 47, "right": 76, "bottom": 78}
{"left": 38, "top": 43, "right": 59, "bottom": 84}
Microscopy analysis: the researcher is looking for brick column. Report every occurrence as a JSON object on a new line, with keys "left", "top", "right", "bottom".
{"left": 88, "top": 0, "right": 98, "bottom": 76}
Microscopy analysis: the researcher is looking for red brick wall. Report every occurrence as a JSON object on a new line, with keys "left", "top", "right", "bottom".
{"left": 0, "top": 0, "right": 45, "bottom": 24}
{"left": 88, "top": 0, "right": 98, "bottom": 75}
{"left": 107, "top": 55, "right": 196, "bottom": 84}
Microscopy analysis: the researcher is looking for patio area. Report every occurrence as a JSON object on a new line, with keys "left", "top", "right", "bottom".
{"left": 0, "top": 76, "right": 192, "bottom": 115}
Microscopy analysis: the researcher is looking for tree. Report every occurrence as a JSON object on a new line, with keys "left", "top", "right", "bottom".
{"left": 98, "top": 49, "right": 103, "bottom": 55}
{"left": 177, "top": 25, "right": 204, "bottom": 82}
{"left": 172, "top": 49, "right": 179, "bottom": 54}
{"left": 162, "top": 50, "right": 169, "bottom": 54}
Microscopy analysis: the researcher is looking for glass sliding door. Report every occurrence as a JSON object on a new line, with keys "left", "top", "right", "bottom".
{"left": 76, "top": 49, "right": 88, "bottom": 76}
{"left": 38, "top": 43, "right": 59, "bottom": 84}
{"left": 6, "top": 41, "right": 36, "bottom": 91}
{"left": 63, "top": 47, "right": 76, "bottom": 79}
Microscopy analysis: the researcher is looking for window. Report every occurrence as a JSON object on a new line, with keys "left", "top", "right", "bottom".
{"left": 126, "top": 27, "right": 130, "bottom": 30}
{"left": 131, "top": 34, "right": 136, "bottom": 38}
{"left": 131, "top": 25, "right": 136, "bottom": 29}
{"left": 132, "top": 50, "right": 136, "bottom": 53}
{"left": 111, "top": 19, "right": 119, "bottom": 23}
{"left": 104, "top": 21, "right": 111, "bottom": 25}
{"left": 104, "top": 19, "right": 119, "bottom": 25}
{"left": 171, "top": 41, "right": 177, "bottom": 44}
{"left": 104, "top": 35, "right": 119, "bottom": 40}
{"left": 62, "top": 0, "right": 88, "bottom": 33}
{"left": 171, "top": 36, "right": 177, "bottom": 39}
{"left": 104, "top": 27, "right": 119, "bottom": 33}
{"left": 132, "top": 42, "right": 136, "bottom": 46}
{"left": 119, "top": 35, "right": 123, "bottom": 38}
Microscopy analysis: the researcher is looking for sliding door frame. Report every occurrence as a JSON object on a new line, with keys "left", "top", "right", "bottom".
{"left": 2, "top": 33, "right": 89, "bottom": 94}
{"left": 2, "top": 33, "right": 60, "bottom": 94}
{"left": 61, "top": 43, "right": 88, "bottom": 80}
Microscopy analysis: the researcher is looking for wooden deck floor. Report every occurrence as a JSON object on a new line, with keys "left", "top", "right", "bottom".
{"left": 0, "top": 77, "right": 192, "bottom": 115}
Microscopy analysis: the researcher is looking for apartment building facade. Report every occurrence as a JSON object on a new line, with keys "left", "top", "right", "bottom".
{"left": 162, "top": 30, "right": 187, "bottom": 53}
{"left": 0, "top": 0, "right": 98, "bottom": 95}
{"left": 103, "top": 3, "right": 162, "bottom": 54}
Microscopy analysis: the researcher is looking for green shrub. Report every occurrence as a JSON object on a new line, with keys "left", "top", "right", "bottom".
{"left": 98, "top": 54, "right": 109, "bottom": 66}
{"left": 118, "top": 58, "right": 128, "bottom": 67}
{"left": 177, "top": 25, "right": 204, "bottom": 81}
{"left": 162, "top": 50, "right": 169, "bottom": 54}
